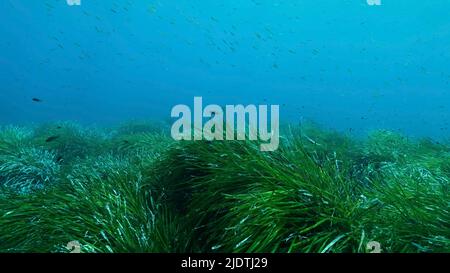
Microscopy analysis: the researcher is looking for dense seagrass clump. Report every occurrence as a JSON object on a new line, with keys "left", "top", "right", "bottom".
{"left": 0, "top": 121, "right": 448, "bottom": 253}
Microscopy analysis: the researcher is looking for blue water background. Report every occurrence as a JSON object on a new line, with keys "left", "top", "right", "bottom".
{"left": 0, "top": 0, "right": 449, "bottom": 138}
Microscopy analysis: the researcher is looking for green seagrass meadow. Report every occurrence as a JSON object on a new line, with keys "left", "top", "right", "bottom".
{"left": 0, "top": 121, "right": 448, "bottom": 253}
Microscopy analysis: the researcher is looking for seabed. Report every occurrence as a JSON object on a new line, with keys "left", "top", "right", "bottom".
{"left": 0, "top": 120, "right": 448, "bottom": 253}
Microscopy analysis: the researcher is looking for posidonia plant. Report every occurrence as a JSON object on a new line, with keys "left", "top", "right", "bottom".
{"left": 0, "top": 121, "right": 448, "bottom": 253}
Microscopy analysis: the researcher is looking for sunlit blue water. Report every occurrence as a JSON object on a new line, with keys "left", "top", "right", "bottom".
{"left": 1, "top": 0, "right": 449, "bottom": 139}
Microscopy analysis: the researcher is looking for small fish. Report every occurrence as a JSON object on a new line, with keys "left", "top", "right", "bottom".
{"left": 32, "top": 98, "right": 43, "bottom": 102}
{"left": 45, "top": 136, "right": 60, "bottom": 143}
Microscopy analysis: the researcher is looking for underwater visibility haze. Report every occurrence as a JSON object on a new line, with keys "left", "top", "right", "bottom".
{"left": 0, "top": 0, "right": 449, "bottom": 253}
